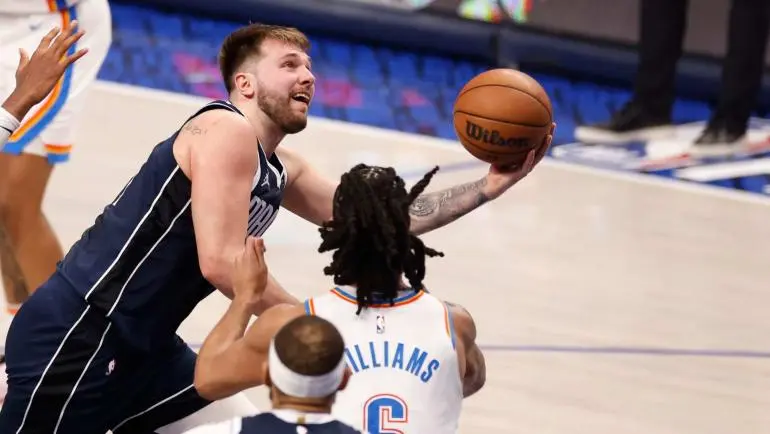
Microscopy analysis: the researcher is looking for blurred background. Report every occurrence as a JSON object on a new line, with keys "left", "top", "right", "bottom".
{"left": 104, "top": 0, "right": 770, "bottom": 195}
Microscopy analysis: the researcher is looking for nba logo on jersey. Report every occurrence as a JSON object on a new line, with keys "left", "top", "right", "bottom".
{"left": 376, "top": 315, "right": 385, "bottom": 334}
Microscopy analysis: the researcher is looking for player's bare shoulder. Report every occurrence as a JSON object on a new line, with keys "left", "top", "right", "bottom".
{"left": 180, "top": 108, "right": 252, "bottom": 140}
{"left": 445, "top": 301, "right": 475, "bottom": 330}
{"left": 444, "top": 301, "right": 477, "bottom": 347}
{"left": 174, "top": 109, "right": 255, "bottom": 177}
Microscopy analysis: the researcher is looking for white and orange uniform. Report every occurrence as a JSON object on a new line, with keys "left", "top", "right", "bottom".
{"left": 0, "top": 0, "right": 111, "bottom": 163}
{"left": 306, "top": 286, "right": 464, "bottom": 434}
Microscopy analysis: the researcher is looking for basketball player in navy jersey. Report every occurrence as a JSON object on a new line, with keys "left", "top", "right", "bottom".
{"left": 186, "top": 293, "right": 361, "bottom": 434}
{"left": 241, "top": 315, "right": 360, "bottom": 434}
{"left": 0, "top": 22, "right": 550, "bottom": 434}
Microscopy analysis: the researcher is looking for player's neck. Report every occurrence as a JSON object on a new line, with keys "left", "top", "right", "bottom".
{"left": 230, "top": 100, "right": 285, "bottom": 155}
{"left": 272, "top": 396, "right": 333, "bottom": 414}
{"left": 252, "top": 116, "right": 284, "bottom": 156}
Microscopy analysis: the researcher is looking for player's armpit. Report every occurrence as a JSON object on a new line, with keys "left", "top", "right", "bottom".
{"left": 194, "top": 303, "right": 305, "bottom": 400}
{"left": 180, "top": 110, "right": 257, "bottom": 294}
{"left": 447, "top": 302, "right": 487, "bottom": 398}
{"left": 276, "top": 147, "right": 336, "bottom": 226}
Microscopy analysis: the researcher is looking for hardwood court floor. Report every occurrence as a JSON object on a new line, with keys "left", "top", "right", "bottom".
{"left": 3, "top": 82, "right": 769, "bottom": 434}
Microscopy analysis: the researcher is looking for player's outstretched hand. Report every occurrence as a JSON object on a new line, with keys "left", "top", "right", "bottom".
{"left": 483, "top": 122, "right": 555, "bottom": 200}
{"left": 232, "top": 236, "right": 269, "bottom": 310}
{"left": 5, "top": 21, "right": 88, "bottom": 119}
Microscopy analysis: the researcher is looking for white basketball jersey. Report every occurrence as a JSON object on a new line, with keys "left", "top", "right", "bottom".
{"left": 0, "top": 0, "right": 80, "bottom": 14}
{"left": 307, "top": 286, "right": 463, "bottom": 434}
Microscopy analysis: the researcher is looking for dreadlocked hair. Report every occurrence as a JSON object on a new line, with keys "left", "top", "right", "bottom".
{"left": 318, "top": 164, "right": 444, "bottom": 314}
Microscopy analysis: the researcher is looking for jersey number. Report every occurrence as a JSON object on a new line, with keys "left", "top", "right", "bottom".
{"left": 363, "top": 394, "right": 408, "bottom": 434}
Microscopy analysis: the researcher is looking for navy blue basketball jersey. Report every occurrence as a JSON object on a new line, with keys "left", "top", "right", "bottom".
{"left": 56, "top": 100, "right": 286, "bottom": 350}
{"left": 238, "top": 412, "right": 361, "bottom": 434}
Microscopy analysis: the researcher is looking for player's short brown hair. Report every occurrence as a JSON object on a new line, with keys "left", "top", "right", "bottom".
{"left": 273, "top": 315, "right": 345, "bottom": 377}
{"left": 218, "top": 23, "right": 311, "bottom": 94}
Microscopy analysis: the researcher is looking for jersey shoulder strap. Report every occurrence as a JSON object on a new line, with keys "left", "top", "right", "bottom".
{"left": 185, "top": 100, "right": 244, "bottom": 123}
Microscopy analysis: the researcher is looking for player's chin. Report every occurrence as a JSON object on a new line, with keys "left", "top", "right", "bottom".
{"left": 282, "top": 115, "right": 308, "bottom": 134}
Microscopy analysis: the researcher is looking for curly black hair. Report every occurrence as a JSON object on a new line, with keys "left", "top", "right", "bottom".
{"left": 318, "top": 164, "right": 444, "bottom": 314}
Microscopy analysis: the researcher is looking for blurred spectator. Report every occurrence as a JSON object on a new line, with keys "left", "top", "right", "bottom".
{"left": 576, "top": 0, "right": 770, "bottom": 157}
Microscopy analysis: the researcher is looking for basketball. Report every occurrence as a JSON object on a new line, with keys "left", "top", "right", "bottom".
{"left": 453, "top": 68, "right": 553, "bottom": 167}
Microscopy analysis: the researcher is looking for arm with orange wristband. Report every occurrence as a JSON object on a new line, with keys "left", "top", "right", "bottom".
{"left": 1, "top": 21, "right": 87, "bottom": 146}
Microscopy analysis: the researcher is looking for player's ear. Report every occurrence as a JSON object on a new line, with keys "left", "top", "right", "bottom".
{"left": 338, "top": 366, "right": 352, "bottom": 391}
{"left": 233, "top": 71, "right": 256, "bottom": 98}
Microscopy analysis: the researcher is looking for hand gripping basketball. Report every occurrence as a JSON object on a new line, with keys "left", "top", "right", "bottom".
{"left": 482, "top": 122, "right": 554, "bottom": 201}
{"left": 453, "top": 68, "right": 553, "bottom": 168}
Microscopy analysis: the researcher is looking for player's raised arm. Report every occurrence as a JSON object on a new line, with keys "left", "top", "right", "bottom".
{"left": 277, "top": 125, "right": 552, "bottom": 235}
{"left": 1, "top": 22, "right": 87, "bottom": 146}
{"left": 446, "top": 302, "right": 487, "bottom": 398}
{"left": 180, "top": 109, "right": 257, "bottom": 295}
{"left": 194, "top": 237, "right": 306, "bottom": 400}
{"left": 409, "top": 124, "right": 553, "bottom": 235}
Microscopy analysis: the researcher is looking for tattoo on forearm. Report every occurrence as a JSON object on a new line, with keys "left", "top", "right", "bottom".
{"left": 182, "top": 121, "right": 207, "bottom": 136}
{"left": 0, "top": 224, "right": 28, "bottom": 302}
{"left": 409, "top": 178, "right": 490, "bottom": 229}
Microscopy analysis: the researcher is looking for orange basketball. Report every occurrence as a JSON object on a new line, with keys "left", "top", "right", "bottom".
{"left": 453, "top": 69, "right": 553, "bottom": 167}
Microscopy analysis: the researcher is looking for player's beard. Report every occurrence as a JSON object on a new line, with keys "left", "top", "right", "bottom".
{"left": 257, "top": 85, "right": 308, "bottom": 134}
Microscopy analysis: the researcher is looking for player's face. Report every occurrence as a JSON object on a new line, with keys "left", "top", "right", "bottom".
{"left": 255, "top": 39, "right": 315, "bottom": 134}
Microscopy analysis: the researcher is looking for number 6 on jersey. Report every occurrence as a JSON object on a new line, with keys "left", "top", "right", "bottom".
{"left": 364, "top": 394, "right": 408, "bottom": 434}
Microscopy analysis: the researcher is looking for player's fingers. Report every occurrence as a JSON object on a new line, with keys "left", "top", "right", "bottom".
{"left": 63, "top": 47, "right": 89, "bottom": 67}
{"left": 521, "top": 148, "right": 537, "bottom": 171}
{"left": 54, "top": 26, "right": 84, "bottom": 58}
{"left": 252, "top": 238, "right": 266, "bottom": 265}
{"left": 243, "top": 236, "right": 257, "bottom": 259}
{"left": 254, "top": 237, "right": 265, "bottom": 253}
{"left": 17, "top": 48, "right": 30, "bottom": 71}
{"left": 534, "top": 142, "right": 549, "bottom": 167}
{"left": 60, "top": 29, "right": 85, "bottom": 55}
{"left": 538, "top": 133, "right": 552, "bottom": 160}
{"left": 37, "top": 26, "right": 60, "bottom": 51}
{"left": 56, "top": 20, "right": 78, "bottom": 42}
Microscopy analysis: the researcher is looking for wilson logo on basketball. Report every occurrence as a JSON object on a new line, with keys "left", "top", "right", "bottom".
{"left": 465, "top": 121, "right": 530, "bottom": 148}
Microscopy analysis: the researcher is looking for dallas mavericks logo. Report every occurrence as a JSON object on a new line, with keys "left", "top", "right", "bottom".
{"left": 247, "top": 195, "right": 277, "bottom": 236}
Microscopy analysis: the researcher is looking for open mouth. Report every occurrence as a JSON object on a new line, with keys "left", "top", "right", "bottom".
{"left": 291, "top": 92, "right": 311, "bottom": 104}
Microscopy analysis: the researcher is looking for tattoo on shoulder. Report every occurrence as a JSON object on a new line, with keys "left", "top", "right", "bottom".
{"left": 408, "top": 178, "right": 489, "bottom": 220}
{"left": 182, "top": 120, "right": 207, "bottom": 136}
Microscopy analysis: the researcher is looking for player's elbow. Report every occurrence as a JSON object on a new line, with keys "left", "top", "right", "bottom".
{"left": 476, "top": 366, "right": 487, "bottom": 391}
{"left": 193, "top": 367, "right": 230, "bottom": 401}
{"left": 463, "top": 370, "right": 487, "bottom": 398}
{"left": 199, "top": 255, "right": 230, "bottom": 291}
{"left": 463, "top": 347, "right": 487, "bottom": 398}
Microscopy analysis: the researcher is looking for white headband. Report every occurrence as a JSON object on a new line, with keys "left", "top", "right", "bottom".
{"left": 268, "top": 339, "right": 347, "bottom": 398}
